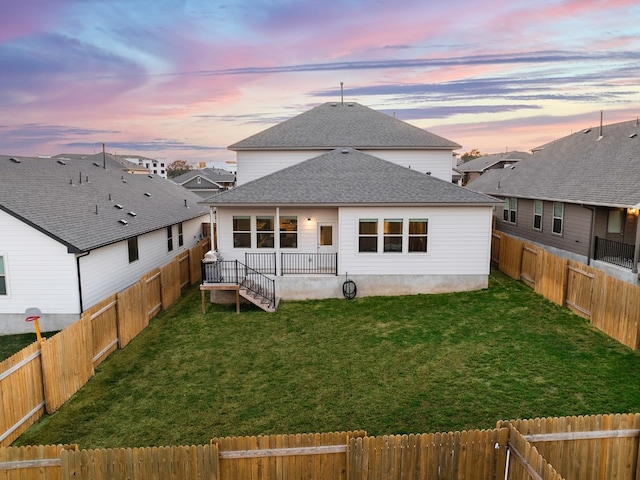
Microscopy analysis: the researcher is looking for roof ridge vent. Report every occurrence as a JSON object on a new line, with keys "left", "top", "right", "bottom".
{"left": 583, "top": 128, "right": 591, "bottom": 133}
{"left": 127, "top": 211, "right": 137, "bottom": 217}
{"left": 114, "top": 204, "right": 123, "bottom": 209}
{"left": 57, "top": 159, "right": 66, "bottom": 165}
{"left": 118, "top": 219, "right": 129, "bottom": 225}
{"left": 341, "top": 148, "right": 349, "bottom": 154}
{"left": 630, "top": 133, "right": 637, "bottom": 138}
{"left": 9, "top": 157, "right": 20, "bottom": 163}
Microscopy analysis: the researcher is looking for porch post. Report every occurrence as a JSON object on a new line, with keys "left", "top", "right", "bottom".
{"left": 633, "top": 210, "right": 640, "bottom": 274}
{"left": 275, "top": 207, "right": 280, "bottom": 276}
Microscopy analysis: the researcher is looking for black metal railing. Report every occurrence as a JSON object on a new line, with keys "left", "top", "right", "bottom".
{"left": 281, "top": 252, "right": 337, "bottom": 275}
{"left": 594, "top": 236, "right": 634, "bottom": 269}
{"left": 202, "top": 260, "right": 276, "bottom": 309}
{"left": 245, "top": 252, "right": 276, "bottom": 275}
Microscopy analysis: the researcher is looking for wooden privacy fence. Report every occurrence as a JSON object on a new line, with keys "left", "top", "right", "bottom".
{"left": 4, "top": 413, "right": 640, "bottom": 479}
{"left": 0, "top": 239, "right": 210, "bottom": 447}
{"left": 492, "top": 230, "right": 640, "bottom": 350}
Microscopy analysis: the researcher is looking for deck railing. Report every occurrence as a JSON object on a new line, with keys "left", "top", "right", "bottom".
{"left": 201, "top": 260, "right": 276, "bottom": 309}
{"left": 245, "top": 252, "right": 276, "bottom": 275}
{"left": 594, "top": 236, "right": 634, "bottom": 269}
{"left": 281, "top": 252, "right": 338, "bottom": 275}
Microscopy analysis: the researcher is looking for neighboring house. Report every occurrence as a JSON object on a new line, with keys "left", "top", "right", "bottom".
{"left": 456, "top": 151, "right": 531, "bottom": 186}
{"left": 200, "top": 102, "right": 501, "bottom": 309}
{"left": 228, "top": 101, "right": 462, "bottom": 185}
{"left": 53, "top": 152, "right": 151, "bottom": 175}
{"left": 467, "top": 119, "right": 640, "bottom": 282}
{"left": 130, "top": 155, "right": 168, "bottom": 178}
{"left": 0, "top": 154, "right": 209, "bottom": 334}
{"left": 171, "top": 167, "right": 236, "bottom": 199}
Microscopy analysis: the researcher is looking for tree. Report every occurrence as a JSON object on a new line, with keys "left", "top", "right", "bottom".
{"left": 460, "top": 148, "right": 483, "bottom": 162}
{"left": 167, "top": 159, "right": 192, "bottom": 178}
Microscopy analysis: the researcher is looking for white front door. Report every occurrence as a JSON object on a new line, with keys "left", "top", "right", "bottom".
{"left": 317, "top": 223, "right": 336, "bottom": 253}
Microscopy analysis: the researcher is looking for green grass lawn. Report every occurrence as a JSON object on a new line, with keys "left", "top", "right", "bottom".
{"left": 12, "top": 270, "right": 640, "bottom": 448}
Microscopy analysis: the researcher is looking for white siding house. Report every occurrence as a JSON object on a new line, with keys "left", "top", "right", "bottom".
{"left": 228, "top": 102, "right": 461, "bottom": 185}
{"left": 0, "top": 154, "right": 209, "bottom": 334}
{"left": 203, "top": 148, "right": 500, "bottom": 304}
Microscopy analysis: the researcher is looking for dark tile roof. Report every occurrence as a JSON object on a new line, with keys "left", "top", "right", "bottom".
{"left": 467, "top": 120, "right": 640, "bottom": 207}
{"left": 456, "top": 151, "right": 531, "bottom": 173}
{"left": 228, "top": 102, "right": 461, "bottom": 151}
{"left": 0, "top": 155, "right": 208, "bottom": 253}
{"left": 201, "top": 148, "right": 499, "bottom": 206}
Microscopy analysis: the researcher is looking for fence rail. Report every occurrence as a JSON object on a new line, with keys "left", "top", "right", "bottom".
{"left": 0, "top": 239, "right": 210, "bottom": 447}
{"left": 5, "top": 413, "right": 640, "bottom": 479}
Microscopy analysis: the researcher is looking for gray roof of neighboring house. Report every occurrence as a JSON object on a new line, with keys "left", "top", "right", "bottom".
{"left": 54, "top": 152, "right": 150, "bottom": 172}
{"left": 456, "top": 151, "right": 531, "bottom": 173}
{"left": 228, "top": 102, "right": 461, "bottom": 151}
{"left": 201, "top": 148, "right": 499, "bottom": 206}
{"left": 171, "top": 167, "right": 236, "bottom": 187}
{"left": 0, "top": 154, "right": 208, "bottom": 253}
{"left": 467, "top": 119, "right": 640, "bottom": 208}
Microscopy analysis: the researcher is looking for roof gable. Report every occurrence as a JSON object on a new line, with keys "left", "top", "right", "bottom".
{"left": 228, "top": 102, "right": 461, "bottom": 151}
{"left": 202, "top": 148, "right": 498, "bottom": 206}
{"left": 0, "top": 155, "right": 208, "bottom": 252}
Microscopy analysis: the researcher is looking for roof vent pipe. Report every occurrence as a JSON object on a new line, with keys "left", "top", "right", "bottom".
{"left": 599, "top": 110, "right": 603, "bottom": 137}
{"left": 340, "top": 81, "right": 344, "bottom": 105}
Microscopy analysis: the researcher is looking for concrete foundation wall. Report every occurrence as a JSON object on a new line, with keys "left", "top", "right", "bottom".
{"left": 1, "top": 313, "right": 79, "bottom": 335}
{"left": 208, "top": 274, "right": 489, "bottom": 306}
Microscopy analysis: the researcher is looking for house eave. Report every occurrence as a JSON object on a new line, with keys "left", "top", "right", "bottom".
{"left": 208, "top": 202, "right": 501, "bottom": 208}
{"left": 228, "top": 145, "right": 460, "bottom": 152}
{"left": 485, "top": 193, "right": 639, "bottom": 209}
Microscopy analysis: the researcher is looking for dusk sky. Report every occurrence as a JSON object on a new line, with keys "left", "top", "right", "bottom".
{"left": 2, "top": 0, "right": 640, "bottom": 167}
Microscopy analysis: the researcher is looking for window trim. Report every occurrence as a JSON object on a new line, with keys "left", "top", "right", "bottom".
{"left": 358, "top": 218, "right": 379, "bottom": 253}
{"left": 279, "top": 216, "right": 298, "bottom": 249}
{"left": 167, "top": 226, "right": 174, "bottom": 252}
{"left": 408, "top": 219, "right": 429, "bottom": 253}
{"left": 383, "top": 218, "right": 403, "bottom": 253}
{"left": 128, "top": 237, "right": 139, "bottom": 263}
{"left": 232, "top": 215, "right": 252, "bottom": 248}
{"left": 552, "top": 202, "right": 564, "bottom": 235}
{"left": 533, "top": 200, "right": 543, "bottom": 231}
{"left": 256, "top": 215, "right": 275, "bottom": 249}
{"left": 0, "top": 255, "right": 7, "bottom": 295}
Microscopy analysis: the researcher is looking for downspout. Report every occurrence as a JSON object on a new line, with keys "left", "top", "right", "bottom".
{"left": 210, "top": 206, "right": 216, "bottom": 251}
{"left": 75, "top": 251, "right": 90, "bottom": 313}
{"left": 582, "top": 205, "right": 596, "bottom": 265}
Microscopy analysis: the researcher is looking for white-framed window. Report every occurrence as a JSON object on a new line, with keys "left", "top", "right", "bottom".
{"left": 128, "top": 237, "right": 139, "bottom": 263}
{"left": 533, "top": 200, "right": 543, "bottom": 231}
{"left": 552, "top": 202, "right": 564, "bottom": 234}
{"left": 233, "top": 216, "right": 251, "bottom": 248}
{"left": 0, "top": 256, "right": 7, "bottom": 295}
{"left": 167, "top": 226, "right": 174, "bottom": 252}
{"left": 358, "top": 219, "right": 378, "bottom": 253}
{"left": 279, "top": 216, "right": 298, "bottom": 248}
{"left": 383, "top": 219, "right": 403, "bottom": 253}
{"left": 358, "top": 218, "right": 429, "bottom": 254}
{"left": 256, "top": 216, "right": 275, "bottom": 248}
{"left": 178, "top": 223, "right": 184, "bottom": 247}
{"left": 503, "top": 197, "right": 517, "bottom": 224}
{"left": 408, "top": 219, "right": 428, "bottom": 252}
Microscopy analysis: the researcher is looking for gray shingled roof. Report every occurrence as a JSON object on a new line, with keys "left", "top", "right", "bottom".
{"left": 467, "top": 120, "right": 640, "bottom": 207}
{"left": 171, "top": 167, "right": 236, "bottom": 187}
{"left": 456, "top": 151, "right": 531, "bottom": 173}
{"left": 0, "top": 155, "right": 208, "bottom": 253}
{"left": 201, "top": 148, "right": 499, "bottom": 206}
{"left": 228, "top": 102, "right": 461, "bottom": 150}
